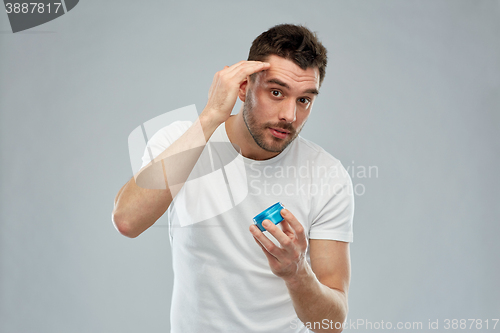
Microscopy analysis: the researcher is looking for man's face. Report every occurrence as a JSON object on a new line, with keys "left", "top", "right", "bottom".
{"left": 242, "top": 55, "right": 320, "bottom": 153}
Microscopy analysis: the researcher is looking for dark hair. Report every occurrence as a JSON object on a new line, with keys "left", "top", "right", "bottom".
{"left": 248, "top": 24, "right": 328, "bottom": 85}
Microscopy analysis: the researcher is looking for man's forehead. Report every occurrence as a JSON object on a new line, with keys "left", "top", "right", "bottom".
{"left": 256, "top": 55, "right": 320, "bottom": 90}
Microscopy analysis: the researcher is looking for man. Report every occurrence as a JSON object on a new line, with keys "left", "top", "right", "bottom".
{"left": 113, "top": 24, "right": 354, "bottom": 333}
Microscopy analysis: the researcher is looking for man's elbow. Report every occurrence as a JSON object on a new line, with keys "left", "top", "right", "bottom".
{"left": 111, "top": 211, "right": 141, "bottom": 238}
{"left": 337, "top": 298, "right": 349, "bottom": 333}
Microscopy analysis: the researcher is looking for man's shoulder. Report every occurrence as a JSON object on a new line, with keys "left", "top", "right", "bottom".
{"left": 293, "top": 135, "right": 342, "bottom": 167}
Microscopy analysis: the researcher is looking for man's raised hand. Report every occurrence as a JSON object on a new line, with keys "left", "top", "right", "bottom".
{"left": 203, "top": 61, "right": 270, "bottom": 125}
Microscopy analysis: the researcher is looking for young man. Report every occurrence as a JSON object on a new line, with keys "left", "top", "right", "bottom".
{"left": 113, "top": 24, "right": 354, "bottom": 333}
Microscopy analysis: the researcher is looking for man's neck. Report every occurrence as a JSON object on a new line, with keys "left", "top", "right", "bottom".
{"left": 225, "top": 113, "right": 280, "bottom": 161}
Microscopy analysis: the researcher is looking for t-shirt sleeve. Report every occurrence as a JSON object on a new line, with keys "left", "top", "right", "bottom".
{"left": 140, "top": 120, "right": 193, "bottom": 169}
{"left": 309, "top": 161, "right": 354, "bottom": 242}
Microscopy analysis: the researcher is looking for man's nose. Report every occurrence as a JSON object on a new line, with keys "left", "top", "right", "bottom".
{"left": 279, "top": 99, "right": 296, "bottom": 123}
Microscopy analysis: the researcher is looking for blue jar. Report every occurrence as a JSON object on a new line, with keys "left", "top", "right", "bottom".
{"left": 253, "top": 202, "right": 285, "bottom": 232}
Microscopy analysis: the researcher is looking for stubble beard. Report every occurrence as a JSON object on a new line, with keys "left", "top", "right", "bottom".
{"left": 242, "top": 89, "right": 303, "bottom": 153}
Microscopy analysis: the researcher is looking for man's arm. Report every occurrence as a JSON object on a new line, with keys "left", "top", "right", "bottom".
{"left": 112, "top": 113, "right": 219, "bottom": 238}
{"left": 250, "top": 210, "right": 350, "bottom": 333}
{"left": 112, "top": 61, "right": 271, "bottom": 238}
{"left": 286, "top": 239, "right": 350, "bottom": 333}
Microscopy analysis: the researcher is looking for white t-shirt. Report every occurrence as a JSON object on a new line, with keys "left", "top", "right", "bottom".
{"left": 141, "top": 120, "right": 354, "bottom": 333}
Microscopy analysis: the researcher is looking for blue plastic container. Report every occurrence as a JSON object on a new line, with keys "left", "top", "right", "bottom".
{"left": 253, "top": 202, "right": 285, "bottom": 232}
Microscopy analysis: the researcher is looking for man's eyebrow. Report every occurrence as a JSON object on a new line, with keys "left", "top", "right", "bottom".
{"left": 266, "top": 78, "right": 319, "bottom": 95}
{"left": 304, "top": 88, "right": 320, "bottom": 96}
{"left": 266, "top": 78, "right": 290, "bottom": 89}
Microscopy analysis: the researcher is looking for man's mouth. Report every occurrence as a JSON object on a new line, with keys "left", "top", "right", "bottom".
{"left": 269, "top": 127, "right": 291, "bottom": 139}
{"left": 271, "top": 127, "right": 290, "bottom": 134}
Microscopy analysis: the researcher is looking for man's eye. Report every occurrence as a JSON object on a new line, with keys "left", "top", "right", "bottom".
{"left": 271, "top": 90, "right": 282, "bottom": 97}
{"left": 298, "top": 97, "right": 310, "bottom": 104}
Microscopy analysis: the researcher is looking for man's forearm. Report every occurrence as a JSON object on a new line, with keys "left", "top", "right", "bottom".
{"left": 112, "top": 111, "right": 221, "bottom": 237}
{"left": 285, "top": 263, "right": 348, "bottom": 333}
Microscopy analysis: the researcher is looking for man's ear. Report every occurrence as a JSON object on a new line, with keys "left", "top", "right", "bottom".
{"left": 238, "top": 78, "right": 248, "bottom": 102}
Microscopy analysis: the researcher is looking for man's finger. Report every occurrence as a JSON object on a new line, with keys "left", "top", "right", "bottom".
{"left": 281, "top": 209, "right": 307, "bottom": 244}
{"left": 235, "top": 61, "right": 270, "bottom": 78}
{"left": 253, "top": 237, "right": 278, "bottom": 262}
{"left": 261, "top": 220, "right": 294, "bottom": 250}
{"left": 225, "top": 60, "right": 267, "bottom": 72}
{"left": 225, "top": 60, "right": 270, "bottom": 79}
{"left": 279, "top": 218, "right": 295, "bottom": 237}
{"left": 249, "top": 224, "right": 282, "bottom": 257}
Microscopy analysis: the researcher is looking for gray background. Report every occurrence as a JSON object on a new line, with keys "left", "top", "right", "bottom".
{"left": 1, "top": 1, "right": 499, "bottom": 332}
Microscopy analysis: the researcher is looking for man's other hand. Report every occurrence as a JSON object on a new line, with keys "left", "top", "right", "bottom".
{"left": 249, "top": 208, "right": 308, "bottom": 281}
